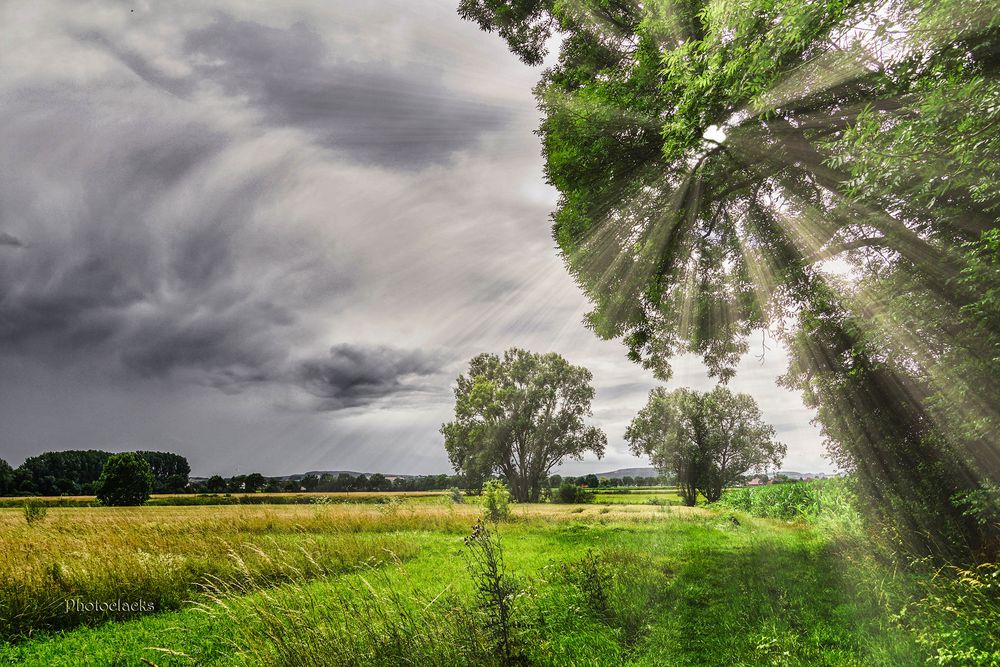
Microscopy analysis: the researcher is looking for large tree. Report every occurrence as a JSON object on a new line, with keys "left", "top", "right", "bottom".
{"left": 95, "top": 453, "right": 155, "bottom": 507}
{"left": 462, "top": 0, "right": 999, "bottom": 559}
{"left": 442, "top": 348, "right": 607, "bottom": 502}
{"left": 626, "top": 387, "right": 785, "bottom": 505}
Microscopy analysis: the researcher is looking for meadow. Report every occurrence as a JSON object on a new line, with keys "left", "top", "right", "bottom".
{"left": 0, "top": 486, "right": 995, "bottom": 666}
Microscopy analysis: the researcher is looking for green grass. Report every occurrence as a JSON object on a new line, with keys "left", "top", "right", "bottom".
{"left": 0, "top": 501, "right": 934, "bottom": 666}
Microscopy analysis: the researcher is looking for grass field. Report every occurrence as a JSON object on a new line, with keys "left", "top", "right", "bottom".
{"left": 0, "top": 491, "right": 954, "bottom": 666}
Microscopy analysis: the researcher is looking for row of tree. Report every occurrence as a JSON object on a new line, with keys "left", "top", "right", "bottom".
{"left": 189, "top": 472, "right": 464, "bottom": 494}
{"left": 443, "top": 348, "right": 783, "bottom": 506}
{"left": 550, "top": 474, "right": 673, "bottom": 488}
{"left": 0, "top": 451, "right": 484, "bottom": 498}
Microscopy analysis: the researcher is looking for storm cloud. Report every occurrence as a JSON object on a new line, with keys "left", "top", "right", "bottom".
{"left": 0, "top": 1, "right": 829, "bottom": 477}
{"left": 297, "top": 343, "right": 449, "bottom": 410}
{"left": 0, "top": 232, "right": 24, "bottom": 248}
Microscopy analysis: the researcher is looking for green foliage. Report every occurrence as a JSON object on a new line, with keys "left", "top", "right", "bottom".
{"left": 952, "top": 484, "right": 1000, "bottom": 529}
{"left": 555, "top": 481, "right": 593, "bottom": 504}
{"left": 13, "top": 450, "right": 111, "bottom": 496}
{"left": 715, "top": 478, "right": 864, "bottom": 532}
{"left": 442, "top": 348, "right": 606, "bottom": 502}
{"left": 5, "top": 449, "right": 189, "bottom": 497}
{"left": 458, "top": 0, "right": 554, "bottom": 66}
{"left": 895, "top": 561, "right": 1000, "bottom": 666}
{"left": 95, "top": 453, "right": 154, "bottom": 507}
{"left": 481, "top": 479, "right": 513, "bottom": 522}
{"left": 136, "top": 451, "right": 190, "bottom": 493}
{"left": 449, "top": 487, "right": 466, "bottom": 504}
{"left": 22, "top": 498, "right": 47, "bottom": 525}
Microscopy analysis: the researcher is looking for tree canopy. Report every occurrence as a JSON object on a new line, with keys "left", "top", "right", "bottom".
{"left": 442, "top": 348, "right": 607, "bottom": 502}
{"left": 462, "top": 0, "right": 1000, "bottom": 559}
{"left": 626, "top": 387, "right": 785, "bottom": 504}
{"left": 7, "top": 449, "right": 190, "bottom": 497}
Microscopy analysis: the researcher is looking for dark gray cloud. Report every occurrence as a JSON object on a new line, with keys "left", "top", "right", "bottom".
{"left": 176, "top": 15, "right": 509, "bottom": 167}
{"left": 0, "top": 232, "right": 24, "bottom": 248}
{"left": 297, "top": 343, "right": 448, "bottom": 410}
{"left": 0, "top": 89, "right": 346, "bottom": 395}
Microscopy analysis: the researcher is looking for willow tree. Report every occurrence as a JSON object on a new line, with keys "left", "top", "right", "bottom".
{"left": 462, "top": 0, "right": 1000, "bottom": 558}
{"left": 442, "top": 349, "right": 607, "bottom": 502}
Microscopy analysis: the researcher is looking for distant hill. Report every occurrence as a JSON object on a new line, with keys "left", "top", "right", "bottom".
{"left": 589, "top": 468, "right": 840, "bottom": 480}
{"left": 592, "top": 467, "right": 659, "bottom": 479}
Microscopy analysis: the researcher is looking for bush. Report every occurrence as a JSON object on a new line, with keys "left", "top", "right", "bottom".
{"left": 23, "top": 499, "right": 47, "bottom": 525}
{"left": 555, "top": 482, "right": 593, "bottom": 504}
{"left": 449, "top": 487, "right": 465, "bottom": 504}
{"left": 95, "top": 452, "right": 155, "bottom": 506}
{"left": 482, "top": 480, "right": 512, "bottom": 522}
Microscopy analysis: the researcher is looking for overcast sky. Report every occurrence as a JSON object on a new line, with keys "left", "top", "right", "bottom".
{"left": 0, "top": 1, "right": 833, "bottom": 476}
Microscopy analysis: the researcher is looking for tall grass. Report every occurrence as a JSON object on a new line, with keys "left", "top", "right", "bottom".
{"left": 0, "top": 502, "right": 699, "bottom": 641}
{"left": 714, "top": 478, "right": 863, "bottom": 532}
{"left": 0, "top": 491, "right": 446, "bottom": 509}
{"left": 894, "top": 560, "right": 1000, "bottom": 665}
{"left": 203, "top": 552, "right": 495, "bottom": 666}
{"left": 0, "top": 504, "right": 461, "bottom": 640}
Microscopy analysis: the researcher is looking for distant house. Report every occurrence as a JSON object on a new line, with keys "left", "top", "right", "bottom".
{"left": 747, "top": 477, "right": 765, "bottom": 486}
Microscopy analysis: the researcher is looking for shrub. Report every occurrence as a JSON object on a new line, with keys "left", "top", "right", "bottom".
{"left": 23, "top": 499, "right": 47, "bottom": 525}
{"left": 464, "top": 520, "right": 525, "bottom": 665}
{"left": 482, "top": 480, "right": 512, "bottom": 522}
{"left": 95, "top": 452, "right": 154, "bottom": 506}
{"left": 449, "top": 487, "right": 465, "bottom": 504}
{"left": 952, "top": 484, "right": 1000, "bottom": 529}
{"left": 555, "top": 482, "right": 593, "bottom": 504}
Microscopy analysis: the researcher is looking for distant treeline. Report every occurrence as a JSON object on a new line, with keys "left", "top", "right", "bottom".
{"left": 0, "top": 449, "right": 676, "bottom": 497}
{"left": 550, "top": 474, "right": 673, "bottom": 488}
{"left": 197, "top": 472, "right": 463, "bottom": 494}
